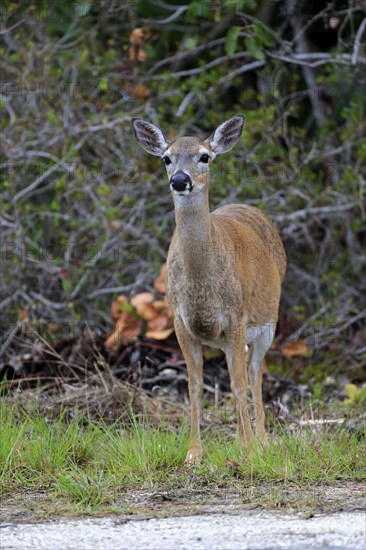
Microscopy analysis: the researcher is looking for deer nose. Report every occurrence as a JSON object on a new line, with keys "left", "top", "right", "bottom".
{"left": 170, "top": 171, "right": 192, "bottom": 192}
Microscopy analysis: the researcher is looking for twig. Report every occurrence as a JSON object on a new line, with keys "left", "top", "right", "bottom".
{"left": 140, "top": 5, "right": 188, "bottom": 25}
{"left": 352, "top": 17, "right": 366, "bottom": 65}
{"left": 274, "top": 203, "right": 358, "bottom": 223}
{"left": 290, "top": 5, "right": 332, "bottom": 46}
{"left": 268, "top": 52, "right": 365, "bottom": 67}
{"left": 286, "top": 303, "right": 330, "bottom": 342}
{"left": 0, "top": 321, "right": 20, "bottom": 357}
{"left": 147, "top": 38, "right": 226, "bottom": 75}
{"left": 286, "top": 0, "right": 325, "bottom": 127}
{"left": 12, "top": 161, "right": 72, "bottom": 204}
{"left": 239, "top": 12, "right": 292, "bottom": 53}
{"left": 147, "top": 52, "right": 251, "bottom": 79}
{"left": 30, "top": 292, "right": 68, "bottom": 310}
{"left": 86, "top": 280, "right": 147, "bottom": 300}
{"left": 0, "top": 20, "right": 24, "bottom": 35}
{"left": 71, "top": 116, "right": 128, "bottom": 134}
{"left": 303, "top": 138, "right": 364, "bottom": 163}
{"left": 211, "top": 60, "right": 266, "bottom": 90}
{"left": 0, "top": 93, "right": 16, "bottom": 125}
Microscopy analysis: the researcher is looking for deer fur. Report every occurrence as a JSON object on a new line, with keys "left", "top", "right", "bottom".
{"left": 132, "top": 115, "right": 286, "bottom": 463}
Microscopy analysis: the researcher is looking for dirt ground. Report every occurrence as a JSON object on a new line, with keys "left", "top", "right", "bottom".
{"left": 1, "top": 481, "right": 365, "bottom": 524}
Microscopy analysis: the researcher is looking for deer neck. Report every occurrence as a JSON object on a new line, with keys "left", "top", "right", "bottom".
{"left": 173, "top": 186, "right": 213, "bottom": 275}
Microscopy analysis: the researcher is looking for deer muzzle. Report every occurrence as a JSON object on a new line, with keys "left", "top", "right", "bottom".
{"left": 170, "top": 171, "right": 192, "bottom": 192}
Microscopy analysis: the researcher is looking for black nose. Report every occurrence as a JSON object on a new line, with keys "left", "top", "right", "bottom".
{"left": 170, "top": 171, "right": 192, "bottom": 192}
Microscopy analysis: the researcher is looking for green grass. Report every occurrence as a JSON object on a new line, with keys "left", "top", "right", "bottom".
{"left": 0, "top": 400, "right": 365, "bottom": 515}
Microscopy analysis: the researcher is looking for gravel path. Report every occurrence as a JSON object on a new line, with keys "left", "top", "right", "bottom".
{"left": 1, "top": 509, "right": 365, "bottom": 550}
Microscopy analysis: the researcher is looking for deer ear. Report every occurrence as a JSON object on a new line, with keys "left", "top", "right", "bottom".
{"left": 132, "top": 118, "right": 168, "bottom": 156}
{"left": 206, "top": 114, "right": 245, "bottom": 154}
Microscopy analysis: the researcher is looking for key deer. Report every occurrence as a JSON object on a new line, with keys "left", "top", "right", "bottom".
{"left": 132, "top": 115, "right": 286, "bottom": 463}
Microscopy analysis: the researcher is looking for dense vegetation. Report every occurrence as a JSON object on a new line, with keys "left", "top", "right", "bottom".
{"left": 1, "top": 0, "right": 365, "bottom": 380}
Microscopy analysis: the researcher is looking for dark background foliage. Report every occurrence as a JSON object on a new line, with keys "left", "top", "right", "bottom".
{"left": 1, "top": 0, "right": 365, "bottom": 383}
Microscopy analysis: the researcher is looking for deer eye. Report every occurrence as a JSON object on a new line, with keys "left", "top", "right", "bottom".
{"left": 163, "top": 156, "right": 171, "bottom": 165}
{"left": 199, "top": 154, "right": 209, "bottom": 163}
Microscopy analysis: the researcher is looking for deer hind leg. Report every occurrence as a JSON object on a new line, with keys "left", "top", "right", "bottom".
{"left": 225, "top": 329, "right": 254, "bottom": 445}
{"left": 174, "top": 319, "right": 204, "bottom": 464}
{"left": 248, "top": 322, "right": 275, "bottom": 445}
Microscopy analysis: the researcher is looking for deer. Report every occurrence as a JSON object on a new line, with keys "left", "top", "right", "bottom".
{"left": 132, "top": 115, "right": 286, "bottom": 464}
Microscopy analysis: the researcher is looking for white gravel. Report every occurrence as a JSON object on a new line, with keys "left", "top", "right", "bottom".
{"left": 1, "top": 510, "right": 365, "bottom": 550}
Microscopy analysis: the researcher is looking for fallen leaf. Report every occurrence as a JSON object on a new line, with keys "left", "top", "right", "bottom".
{"left": 137, "top": 50, "right": 147, "bottom": 62}
{"left": 136, "top": 302, "right": 159, "bottom": 321}
{"left": 145, "top": 327, "right": 175, "bottom": 340}
{"left": 131, "top": 82, "right": 150, "bottom": 99}
{"left": 128, "top": 46, "right": 136, "bottom": 63}
{"left": 152, "top": 300, "right": 167, "bottom": 310}
{"left": 130, "top": 28, "right": 144, "bottom": 45}
{"left": 154, "top": 263, "right": 167, "bottom": 294}
{"left": 105, "top": 311, "right": 141, "bottom": 351}
{"left": 147, "top": 315, "right": 169, "bottom": 333}
{"left": 281, "top": 339, "right": 311, "bottom": 357}
{"left": 129, "top": 28, "right": 147, "bottom": 64}
{"left": 152, "top": 299, "right": 173, "bottom": 320}
{"left": 225, "top": 458, "right": 240, "bottom": 470}
{"left": 111, "top": 295, "right": 129, "bottom": 323}
{"left": 130, "top": 292, "right": 154, "bottom": 307}
{"left": 18, "top": 308, "right": 28, "bottom": 321}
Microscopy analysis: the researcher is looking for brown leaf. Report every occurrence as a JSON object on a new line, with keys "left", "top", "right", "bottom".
{"left": 130, "top": 28, "right": 144, "bottom": 45}
{"left": 145, "top": 327, "right": 175, "bottom": 340}
{"left": 152, "top": 299, "right": 173, "bottom": 319}
{"left": 18, "top": 308, "right": 28, "bottom": 321}
{"left": 130, "top": 292, "right": 154, "bottom": 307}
{"left": 136, "top": 302, "right": 159, "bottom": 321}
{"left": 105, "top": 313, "right": 141, "bottom": 352}
{"left": 128, "top": 46, "right": 137, "bottom": 64}
{"left": 145, "top": 305, "right": 174, "bottom": 339}
{"left": 147, "top": 315, "right": 168, "bottom": 333}
{"left": 131, "top": 82, "right": 150, "bottom": 99}
{"left": 152, "top": 300, "right": 167, "bottom": 310}
{"left": 137, "top": 50, "right": 147, "bottom": 62}
{"left": 111, "top": 295, "right": 129, "bottom": 323}
{"left": 124, "top": 82, "right": 150, "bottom": 100}
{"left": 129, "top": 28, "right": 147, "bottom": 64}
{"left": 281, "top": 339, "right": 311, "bottom": 357}
{"left": 225, "top": 458, "right": 240, "bottom": 470}
{"left": 154, "top": 263, "right": 167, "bottom": 294}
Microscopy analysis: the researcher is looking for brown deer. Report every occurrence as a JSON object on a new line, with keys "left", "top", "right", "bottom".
{"left": 132, "top": 115, "right": 286, "bottom": 463}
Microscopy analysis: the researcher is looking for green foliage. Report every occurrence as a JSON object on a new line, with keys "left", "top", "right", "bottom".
{"left": 244, "top": 35, "right": 265, "bottom": 60}
{"left": 0, "top": 0, "right": 364, "bottom": 373}
{"left": 225, "top": 26, "right": 241, "bottom": 56}
{"left": 344, "top": 384, "right": 366, "bottom": 407}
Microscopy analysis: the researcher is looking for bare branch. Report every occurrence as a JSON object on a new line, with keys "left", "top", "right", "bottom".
{"left": 352, "top": 17, "right": 366, "bottom": 65}
{"left": 211, "top": 60, "right": 266, "bottom": 90}
{"left": 274, "top": 203, "right": 358, "bottom": 224}
{"left": 147, "top": 38, "right": 226, "bottom": 75}
{"left": 0, "top": 19, "right": 24, "bottom": 36}
{"left": 140, "top": 5, "right": 188, "bottom": 25}
{"left": 147, "top": 52, "right": 251, "bottom": 79}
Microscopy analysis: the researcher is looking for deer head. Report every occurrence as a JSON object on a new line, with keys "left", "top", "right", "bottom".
{"left": 132, "top": 115, "right": 245, "bottom": 196}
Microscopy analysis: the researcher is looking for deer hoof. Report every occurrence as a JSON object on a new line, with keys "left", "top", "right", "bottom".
{"left": 185, "top": 445, "right": 202, "bottom": 465}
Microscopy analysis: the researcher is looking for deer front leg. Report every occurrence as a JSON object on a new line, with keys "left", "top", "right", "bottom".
{"left": 225, "top": 328, "right": 254, "bottom": 445}
{"left": 249, "top": 360, "right": 268, "bottom": 445}
{"left": 174, "top": 319, "right": 203, "bottom": 464}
